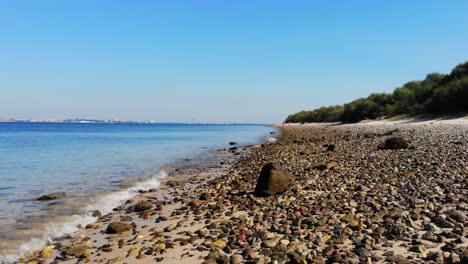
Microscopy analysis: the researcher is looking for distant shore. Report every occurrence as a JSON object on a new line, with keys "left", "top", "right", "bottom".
{"left": 0, "top": 118, "right": 264, "bottom": 125}
{"left": 15, "top": 118, "right": 468, "bottom": 264}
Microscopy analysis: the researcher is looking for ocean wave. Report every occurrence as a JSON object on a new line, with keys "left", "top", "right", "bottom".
{"left": 0, "top": 170, "right": 167, "bottom": 264}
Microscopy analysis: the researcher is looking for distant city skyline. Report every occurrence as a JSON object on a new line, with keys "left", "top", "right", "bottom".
{"left": 1, "top": 1, "right": 468, "bottom": 123}
{"left": 0, "top": 117, "right": 264, "bottom": 124}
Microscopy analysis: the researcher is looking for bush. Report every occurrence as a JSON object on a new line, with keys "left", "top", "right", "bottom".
{"left": 284, "top": 61, "right": 468, "bottom": 123}
{"left": 428, "top": 77, "right": 468, "bottom": 113}
{"left": 285, "top": 105, "right": 343, "bottom": 123}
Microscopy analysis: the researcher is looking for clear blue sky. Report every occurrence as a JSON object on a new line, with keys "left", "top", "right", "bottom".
{"left": 1, "top": 1, "right": 467, "bottom": 123}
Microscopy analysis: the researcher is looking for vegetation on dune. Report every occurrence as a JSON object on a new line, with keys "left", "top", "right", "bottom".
{"left": 284, "top": 105, "right": 344, "bottom": 123}
{"left": 285, "top": 62, "right": 468, "bottom": 123}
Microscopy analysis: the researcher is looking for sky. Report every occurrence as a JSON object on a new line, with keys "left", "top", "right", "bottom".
{"left": 1, "top": 1, "right": 468, "bottom": 123}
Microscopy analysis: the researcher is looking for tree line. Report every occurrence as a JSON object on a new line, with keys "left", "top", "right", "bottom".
{"left": 285, "top": 61, "right": 468, "bottom": 123}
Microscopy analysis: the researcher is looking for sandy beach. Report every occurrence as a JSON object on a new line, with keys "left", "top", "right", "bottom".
{"left": 18, "top": 117, "right": 467, "bottom": 264}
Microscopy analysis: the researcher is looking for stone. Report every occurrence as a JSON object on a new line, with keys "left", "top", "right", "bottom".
{"left": 356, "top": 184, "right": 371, "bottom": 192}
{"left": 134, "top": 201, "right": 153, "bottom": 212}
{"left": 326, "top": 161, "right": 338, "bottom": 170}
{"left": 106, "top": 222, "right": 133, "bottom": 234}
{"left": 40, "top": 246, "right": 54, "bottom": 259}
{"left": 163, "top": 224, "right": 175, "bottom": 232}
{"left": 197, "top": 228, "right": 209, "bottom": 237}
{"left": 313, "top": 163, "right": 328, "bottom": 171}
{"left": 409, "top": 245, "right": 426, "bottom": 253}
{"left": 230, "top": 254, "right": 243, "bottom": 264}
{"left": 263, "top": 239, "right": 277, "bottom": 248}
{"left": 166, "top": 180, "right": 181, "bottom": 187}
{"left": 91, "top": 210, "right": 102, "bottom": 218}
{"left": 229, "top": 147, "right": 238, "bottom": 153}
{"left": 355, "top": 247, "right": 370, "bottom": 257}
{"left": 199, "top": 192, "right": 212, "bottom": 201}
{"left": 450, "top": 253, "right": 460, "bottom": 263}
{"left": 121, "top": 215, "right": 133, "bottom": 221}
{"left": 287, "top": 241, "right": 307, "bottom": 252}
{"left": 154, "top": 243, "right": 166, "bottom": 250}
{"left": 432, "top": 215, "right": 455, "bottom": 228}
{"left": 380, "top": 137, "right": 409, "bottom": 150}
{"left": 37, "top": 192, "right": 66, "bottom": 201}
{"left": 288, "top": 252, "right": 305, "bottom": 264}
{"left": 254, "top": 162, "right": 295, "bottom": 196}
{"left": 126, "top": 247, "right": 140, "bottom": 258}
{"left": 341, "top": 214, "right": 355, "bottom": 223}
{"left": 211, "top": 239, "right": 226, "bottom": 249}
{"left": 62, "top": 245, "right": 87, "bottom": 257}
{"left": 190, "top": 199, "right": 203, "bottom": 207}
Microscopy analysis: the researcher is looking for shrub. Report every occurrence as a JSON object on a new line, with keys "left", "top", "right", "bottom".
{"left": 284, "top": 61, "right": 468, "bottom": 123}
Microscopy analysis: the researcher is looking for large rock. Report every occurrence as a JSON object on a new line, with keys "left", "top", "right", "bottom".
{"left": 134, "top": 201, "right": 153, "bottom": 212}
{"left": 37, "top": 192, "right": 66, "bottom": 201}
{"left": 379, "top": 137, "right": 409, "bottom": 150}
{"left": 254, "top": 163, "right": 294, "bottom": 197}
{"left": 62, "top": 245, "right": 88, "bottom": 256}
{"left": 106, "top": 222, "right": 133, "bottom": 234}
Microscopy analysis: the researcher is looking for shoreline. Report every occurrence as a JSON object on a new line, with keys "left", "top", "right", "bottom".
{"left": 6, "top": 137, "right": 270, "bottom": 264}
{"left": 10, "top": 119, "right": 468, "bottom": 263}
{"left": 0, "top": 126, "right": 275, "bottom": 263}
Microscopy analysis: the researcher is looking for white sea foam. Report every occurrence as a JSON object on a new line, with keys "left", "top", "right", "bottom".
{"left": 266, "top": 137, "right": 278, "bottom": 143}
{"left": 0, "top": 170, "right": 167, "bottom": 264}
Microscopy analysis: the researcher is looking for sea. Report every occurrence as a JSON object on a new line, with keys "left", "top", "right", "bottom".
{"left": 0, "top": 122, "right": 273, "bottom": 262}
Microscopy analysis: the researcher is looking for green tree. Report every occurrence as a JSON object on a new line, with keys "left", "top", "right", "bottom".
{"left": 284, "top": 61, "right": 467, "bottom": 124}
{"left": 428, "top": 77, "right": 468, "bottom": 113}
{"left": 393, "top": 86, "right": 416, "bottom": 114}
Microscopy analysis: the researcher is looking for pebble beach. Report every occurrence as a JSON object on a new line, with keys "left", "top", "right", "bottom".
{"left": 19, "top": 118, "right": 467, "bottom": 264}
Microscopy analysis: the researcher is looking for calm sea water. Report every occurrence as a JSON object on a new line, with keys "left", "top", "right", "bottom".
{"left": 0, "top": 122, "right": 272, "bottom": 259}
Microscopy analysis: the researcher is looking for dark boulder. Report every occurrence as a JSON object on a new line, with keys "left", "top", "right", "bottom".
{"left": 106, "top": 222, "right": 133, "bottom": 234}
{"left": 229, "top": 141, "right": 238, "bottom": 145}
{"left": 379, "top": 137, "right": 409, "bottom": 150}
{"left": 37, "top": 192, "right": 66, "bottom": 201}
{"left": 254, "top": 163, "right": 294, "bottom": 197}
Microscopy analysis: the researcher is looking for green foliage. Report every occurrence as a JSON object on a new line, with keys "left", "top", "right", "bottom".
{"left": 440, "top": 62, "right": 468, "bottom": 84}
{"left": 428, "top": 77, "right": 468, "bottom": 113}
{"left": 393, "top": 86, "right": 416, "bottom": 114}
{"left": 285, "top": 105, "right": 343, "bottom": 123}
{"left": 342, "top": 93, "right": 393, "bottom": 123}
{"left": 285, "top": 61, "right": 468, "bottom": 123}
